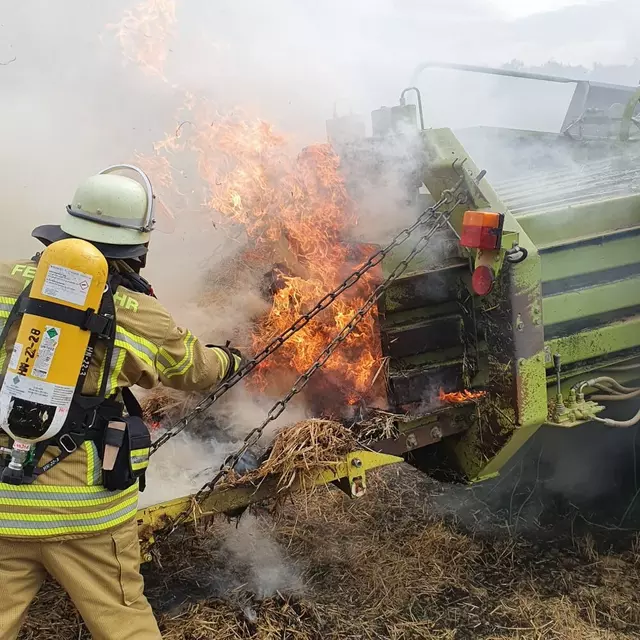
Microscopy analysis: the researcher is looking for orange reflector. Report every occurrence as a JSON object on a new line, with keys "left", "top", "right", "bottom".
{"left": 460, "top": 211, "right": 504, "bottom": 250}
{"left": 472, "top": 265, "right": 494, "bottom": 296}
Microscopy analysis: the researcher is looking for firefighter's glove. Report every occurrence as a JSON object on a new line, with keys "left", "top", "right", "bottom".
{"left": 206, "top": 342, "right": 245, "bottom": 382}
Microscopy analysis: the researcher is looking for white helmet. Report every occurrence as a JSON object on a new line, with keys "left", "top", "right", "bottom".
{"left": 33, "top": 165, "right": 156, "bottom": 260}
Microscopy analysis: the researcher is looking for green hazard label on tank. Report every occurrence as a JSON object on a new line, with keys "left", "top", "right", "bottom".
{"left": 32, "top": 326, "right": 61, "bottom": 380}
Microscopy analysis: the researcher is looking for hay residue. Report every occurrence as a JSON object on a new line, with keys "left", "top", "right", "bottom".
{"left": 140, "top": 387, "right": 188, "bottom": 425}
{"left": 351, "top": 408, "right": 410, "bottom": 443}
{"left": 226, "top": 419, "right": 358, "bottom": 491}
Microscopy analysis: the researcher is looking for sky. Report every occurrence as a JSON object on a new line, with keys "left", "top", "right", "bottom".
{"left": 487, "top": 0, "right": 601, "bottom": 19}
{"left": 0, "top": 0, "right": 637, "bottom": 290}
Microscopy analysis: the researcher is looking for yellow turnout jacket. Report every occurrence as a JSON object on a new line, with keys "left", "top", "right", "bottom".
{"left": 0, "top": 258, "right": 230, "bottom": 540}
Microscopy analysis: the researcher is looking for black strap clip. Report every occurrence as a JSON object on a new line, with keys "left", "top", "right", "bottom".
{"left": 81, "top": 309, "right": 115, "bottom": 339}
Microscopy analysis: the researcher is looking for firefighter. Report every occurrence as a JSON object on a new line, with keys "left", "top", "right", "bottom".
{"left": 0, "top": 165, "right": 242, "bottom": 640}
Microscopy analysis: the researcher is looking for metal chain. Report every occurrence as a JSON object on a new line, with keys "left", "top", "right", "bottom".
{"left": 161, "top": 190, "right": 466, "bottom": 536}
{"left": 150, "top": 183, "right": 462, "bottom": 454}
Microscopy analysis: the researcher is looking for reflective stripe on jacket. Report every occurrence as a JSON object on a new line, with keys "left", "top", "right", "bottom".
{"left": 0, "top": 259, "right": 229, "bottom": 540}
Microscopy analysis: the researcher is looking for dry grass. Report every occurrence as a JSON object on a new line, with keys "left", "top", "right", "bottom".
{"left": 224, "top": 419, "right": 357, "bottom": 491}
{"left": 141, "top": 387, "right": 191, "bottom": 425}
{"left": 351, "top": 408, "right": 407, "bottom": 443}
{"left": 19, "top": 465, "right": 640, "bottom": 639}
{"left": 140, "top": 387, "right": 205, "bottom": 425}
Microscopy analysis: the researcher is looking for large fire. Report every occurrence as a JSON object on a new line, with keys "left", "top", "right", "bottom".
{"left": 113, "top": 1, "right": 384, "bottom": 409}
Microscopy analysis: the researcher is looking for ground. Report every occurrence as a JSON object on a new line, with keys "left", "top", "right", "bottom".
{"left": 19, "top": 464, "right": 640, "bottom": 639}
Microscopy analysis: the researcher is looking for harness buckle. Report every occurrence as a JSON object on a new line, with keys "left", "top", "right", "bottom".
{"left": 82, "top": 309, "right": 114, "bottom": 338}
{"left": 58, "top": 433, "right": 78, "bottom": 454}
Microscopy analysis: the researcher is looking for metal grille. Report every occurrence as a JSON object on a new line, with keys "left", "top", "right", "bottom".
{"left": 493, "top": 152, "right": 640, "bottom": 216}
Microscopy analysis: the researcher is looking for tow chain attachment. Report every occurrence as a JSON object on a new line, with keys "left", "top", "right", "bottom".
{"left": 152, "top": 176, "right": 468, "bottom": 541}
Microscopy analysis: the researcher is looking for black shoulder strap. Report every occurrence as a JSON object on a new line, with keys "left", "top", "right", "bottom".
{"left": 72, "top": 278, "right": 118, "bottom": 412}
{"left": 110, "top": 270, "right": 156, "bottom": 298}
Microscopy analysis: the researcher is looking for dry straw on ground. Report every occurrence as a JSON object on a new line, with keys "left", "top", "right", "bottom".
{"left": 224, "top": 419, "right": 358, "bottom": 491}
{"left": 19, "top": 464, "right": 640, "bottom": 640}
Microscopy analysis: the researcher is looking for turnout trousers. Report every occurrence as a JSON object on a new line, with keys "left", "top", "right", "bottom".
{"left": 0, "top": 518, "right": 162, "bottom": 639}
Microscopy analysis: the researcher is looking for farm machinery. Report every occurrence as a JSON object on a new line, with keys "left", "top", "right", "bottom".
{"left": 138, "top": 65, "right": 640, "bottom": 552}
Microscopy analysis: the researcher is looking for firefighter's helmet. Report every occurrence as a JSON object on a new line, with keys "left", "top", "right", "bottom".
{"left": 32, "top": 165, "right": 155, "bottom": 260}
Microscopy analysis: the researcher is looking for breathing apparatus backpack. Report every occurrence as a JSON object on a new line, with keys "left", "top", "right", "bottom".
{"left": 0, "top": 238, "right": 151, "bottom": 489}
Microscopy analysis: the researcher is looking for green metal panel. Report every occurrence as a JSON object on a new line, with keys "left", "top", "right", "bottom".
{"left": 382, "top": 301, "right": 461, "bottom": 328}
{"left": 517, "top": 194, "right": 640, "bottom": 249}
{"left": 369, "top": 123, "right": 640, "bottom": 486}
{"left": 419, "top": 128, "right": 548, "bottom": 481}
{"left": 540, "top": 234, "right": 639, "bottom": 283}
{"left": 545, "top": 316, "right": 640, "bottom": 366}
{"left": 543, "top": 278, "right": 640, "bottom": 326}
{"left": 398, "top": 347, "right": 464, "bottom": 368}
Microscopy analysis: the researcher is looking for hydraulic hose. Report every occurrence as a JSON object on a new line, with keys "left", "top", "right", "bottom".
{"left": 576, "top": 376, "right": 640, "bottom": 394}
{"left": 594, "top": 408, "right": 640, "bottom": 429}
{"left": 592, "top": 383, "right": 626, "bottom": 396}
{"left": 590, "top": 389, "right": 640, "bottom": 402}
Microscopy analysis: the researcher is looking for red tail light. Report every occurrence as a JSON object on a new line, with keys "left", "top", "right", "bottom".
{"left": 472, "top": 265, "right": 494, "bottom": 296}
{"left": 460, "top": 211, "right": 504, "bottom": 250}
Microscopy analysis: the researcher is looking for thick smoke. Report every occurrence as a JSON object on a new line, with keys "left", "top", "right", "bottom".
{"left": 140, "top": 384, "right": 308, "bottom": 508}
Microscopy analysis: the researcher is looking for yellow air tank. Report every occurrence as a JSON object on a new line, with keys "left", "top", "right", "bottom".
{"left": 0, "top": 239, "right": 108, "bottom": 446}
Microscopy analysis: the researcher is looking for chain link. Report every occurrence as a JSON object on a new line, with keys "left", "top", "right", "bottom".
{"left": 159, "top": 189, "right": 467, "bottom": 536}
{"left": 149, "top": 183, "right": 462, "bottom": 454}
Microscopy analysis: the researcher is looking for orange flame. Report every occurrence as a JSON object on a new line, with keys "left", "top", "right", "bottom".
{"left": 109, "top": 0, "right": 177, "bottom": 81}
{"left": 194, "top": 109, "right": 382, "bottom": 403}
{"left": 112, "top": 6, "right": 384, "bottom": 410}
{"left": 142, "top": 102, "right": 383, "bottom": 406}
{"left": 439, "top": 388, "right": 487, "bottom": 404}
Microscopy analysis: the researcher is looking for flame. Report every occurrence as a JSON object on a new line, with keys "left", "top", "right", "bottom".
{"left": 109, "top": 0, "right": 177, "bottom": 81}
{"left": 439, "top": 388, "right": 487, "bottom": 404}
{"left": 111, "top": 5, "right": 384, "bottom": 410}
{"left": 185, "top": 107, "right": 383, "bottom": 405}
